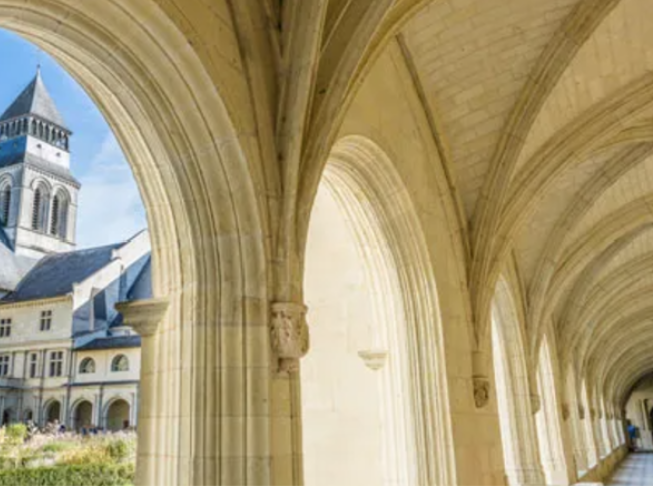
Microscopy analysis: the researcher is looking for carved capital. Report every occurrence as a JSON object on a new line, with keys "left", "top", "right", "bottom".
{"left": 578, "top": 405, "right": 586, "bottom": 420}
{"left": 358, "top": 350, "right": 388, "bottom": 371}
{"left": 561, "top": 403, "right": 570, "bottom": 421}
{"left": 270, "top": 302, "right": 309, "bottom": 373}
{"left": 115, "top": 298, "right": 169, "bottom": 336}
{"left": 530, "top": 394, "right": 541, "bottom": 414}
{"left": 473, "top": 376, "right": 491, "bottom": 409}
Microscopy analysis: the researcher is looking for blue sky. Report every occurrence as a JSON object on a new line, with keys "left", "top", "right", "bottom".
{"left": 0, "top": 29, "right": 147, "bottom": 249}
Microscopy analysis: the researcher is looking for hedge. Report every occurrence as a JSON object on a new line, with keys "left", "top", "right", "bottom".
{"left": 0, "top": 463, "right": 134, "bottom": 486}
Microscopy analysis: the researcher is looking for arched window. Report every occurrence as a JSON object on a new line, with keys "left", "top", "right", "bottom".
{"left": 111, "top": 355, "right": 129, "bottom": 372}
{"left": 50, "top": 190, "right": 69, "bottom": 239}
{"left": 79, "top": 357, "right": 95, "bottom": 374}
{"left": 32, "top": 188, "right": 42, "bottom": 230}
{"left": 21, "top": 119, "right": 27, "bottom": 134}
{"left": 1, "top": 185, "right": 11, "bottom": 226}
{"left": 31, "top": 120, "right": 37, "bottom": 135}
{"left": 50, "top": 194, "right": 59, "bottom": 235}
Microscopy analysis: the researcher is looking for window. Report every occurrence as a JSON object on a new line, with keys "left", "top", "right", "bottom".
{"left": 111, "top": 355, "right": 129, "bottom": 372}
{"left": 40, "top": 310, "right": 52, "bottom": 331}
{"left": 0, "top": 318, "right": 11, "bottom": 338}
{"left": 0, "top": 355, "right": 10, "bottom": 377}
{"left": 1, "top": 185, "right": 10, "bottom": 226}
{"left": 49, "top": 351, "right": 63, "bottom": 377}
{"left": 29, "top": 353, "right": 38, "bottom": 378}
{"left": 31, "top": 188, "right": 42, "bottom": 230}
{"left": 50, "top": 195, "right": 59, "bottom": 235}
{"left": 79, "top": 357, "right": 95, "bottom": 374}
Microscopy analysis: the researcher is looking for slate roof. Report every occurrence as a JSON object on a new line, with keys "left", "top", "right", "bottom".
{"left": 0, "top": 70, "right": 68, "bottom": 129}
{"left": 1, "top": 243, "right": 123, "bottom": 303}
{"left": 75, "top": 335, "right": 141, "bottom": 351}
{"left": 0, "top": 242, "right": 37, "bottom": 292}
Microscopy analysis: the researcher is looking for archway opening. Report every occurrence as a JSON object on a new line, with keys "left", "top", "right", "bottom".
{"left": 45, "top": 400, "right": 61, "bottom": 424}
{"left": 73, "top": 401, "right": 93, "bottom": 432}
{"left": 106, "top": 399, "right": 130, "bottom": 432}
{"left": 491, "top": 278, "right": 545, "bottom": 485}
{"left": 534, "top": 336, "right": 570, "bottom": 485}
{"left": 301, "top": 136, "right": 453, "bottom": 486}
{"left": 2, "top": 408, "right": 11, "bottom": 425}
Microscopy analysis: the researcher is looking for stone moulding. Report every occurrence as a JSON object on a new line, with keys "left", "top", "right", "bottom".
{"left": 530, "top": 394, "right": 541, "bottom": 414}
{"left": 473, "top": 376, "right": 491, "bottom": 409}
{"left": 115, "top": 298, "right": 170, "bottom": 336}
{"left": 270, "top": 302, "right": 309, "bottom": 373}
{"left": 561, "top": 403, "right": 570, "bottom": 421}
{"left": 357, "top": 349, "right": 388, "bottom": 371}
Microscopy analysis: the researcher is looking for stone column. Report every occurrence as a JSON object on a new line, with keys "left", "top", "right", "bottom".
{"left": 115, "top": 298, "right": 169, "bottom": 470}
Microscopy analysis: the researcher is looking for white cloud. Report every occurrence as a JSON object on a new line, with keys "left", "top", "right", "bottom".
{"left": 76, "top": 134, "right": 147, "bottom": 249}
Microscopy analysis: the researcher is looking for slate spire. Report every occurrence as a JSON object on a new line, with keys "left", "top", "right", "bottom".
{"left": 0, "top": 67, "right": 68, "bottom": 129}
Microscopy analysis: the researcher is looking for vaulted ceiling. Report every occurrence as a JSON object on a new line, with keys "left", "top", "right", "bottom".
{"left": 392, "top": 0, "right": 653, "bottom": 407}
{"left": 152, "top": 0, "right": 653, "bottom": 407}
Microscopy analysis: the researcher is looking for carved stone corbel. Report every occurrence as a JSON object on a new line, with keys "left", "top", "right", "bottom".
{"left": 270, "top": 302, "right": 309, "bottom": 373}
{"left": 530, "top": 394, "right": 542, "bottom": 415}
{"left": 473, "top": 377, "right": 491, "bottom": 409}
{"left": 358, "top": 350, "right": 388, "bottom": 371}
{"left": 115, "top": 298, "right": 169, "bottom": 336}
{"left": 561, "top": 403, "right": 570, "bottom": 421}
{"left": 472, "top": 351, "right": 491, "bottom": 409}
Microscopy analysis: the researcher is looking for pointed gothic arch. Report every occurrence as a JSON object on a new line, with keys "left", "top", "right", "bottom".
{"left": 49, "top": 188, "right": 70, "bottom": 239}
{"left": 302, "top": 136, "right": 455, "bottom": 486}
{"left": 491, "top": 276, "right": 546, "bottom": 486}
{"left": 31, "top": 181, "right": 50, "bottom": 232}
{"left": 0, "top": 178, "right": 12, "bottom": 226}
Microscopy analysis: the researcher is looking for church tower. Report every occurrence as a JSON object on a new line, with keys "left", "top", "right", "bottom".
{"left": 0, "top": 68, "right": 79, "bottom": 259}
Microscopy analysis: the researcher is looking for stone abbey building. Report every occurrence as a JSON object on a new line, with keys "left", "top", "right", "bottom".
{"left": 0, "top": 70, "right": 149, "bottom": 432}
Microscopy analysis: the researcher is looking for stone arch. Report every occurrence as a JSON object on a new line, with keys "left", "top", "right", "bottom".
{"left": 50, "top": 187, "right": 70, "bottom": 239}
{"left": 0, "top": 176, "right": 13, "bottom": 226}
{"left": 71, "top": 399, "right": 94, "bottom": 431}
{"left": 23, "top": 408, "right": 33, "bottom": 422}
{"left": 490, "top": 275, "right": 545, "bottom": 486}
{"left": 301, "top": 136, "right": 455, "bottom": 485}
{"left": 43, "top": 399, "right": 61, "bottom": 424}
{"left": 103, "top": 397, "right": 131, "bottom": 432}
{"left": 2, "top": 408, "right": 13, "bottom": 425}
{"left": 30, "top": 178, "right": 51, "bottom": 232}
{"left": 534, "top": 333, "right": 573, "bottom": 485}
{"left": 0, "top": 2, "right": 270, "bottom": 485}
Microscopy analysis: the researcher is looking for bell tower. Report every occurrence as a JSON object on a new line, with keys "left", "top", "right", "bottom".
{"left": 0, "top": 68, "right": 80, "bottom": 259}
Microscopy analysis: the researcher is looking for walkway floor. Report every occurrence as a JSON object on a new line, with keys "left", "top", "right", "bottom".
{"left": 607, "top": 453, "right": 653, "bottom": 485}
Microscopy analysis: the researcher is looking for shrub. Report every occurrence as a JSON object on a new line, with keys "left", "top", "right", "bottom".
{"left": 58, "top": 444, "right": 110, "bottom": 466}
{"left": 4, "top": 424, "right": 27, "bottom": 445}
{"left": 41, "top": 441, "right": 77, "bottom": 454}
{"left": 0, "top": 463, "right": 135, "bottom": 486}
{"left": 105, "top": 439, "right": 130, "bottom": 461}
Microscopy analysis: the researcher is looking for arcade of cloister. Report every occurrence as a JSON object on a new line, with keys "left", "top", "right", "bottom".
{"left": 5, "top": 0, "right": 653, "bottom": 484}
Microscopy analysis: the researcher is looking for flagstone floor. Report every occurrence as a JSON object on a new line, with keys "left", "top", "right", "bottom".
{"left": 607, "top": 454, "right": 653, "bottom": 485}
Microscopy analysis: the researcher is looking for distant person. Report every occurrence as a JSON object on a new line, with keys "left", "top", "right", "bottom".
{"left": 627, "top": 422, "right": 638, "bottom": 451}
